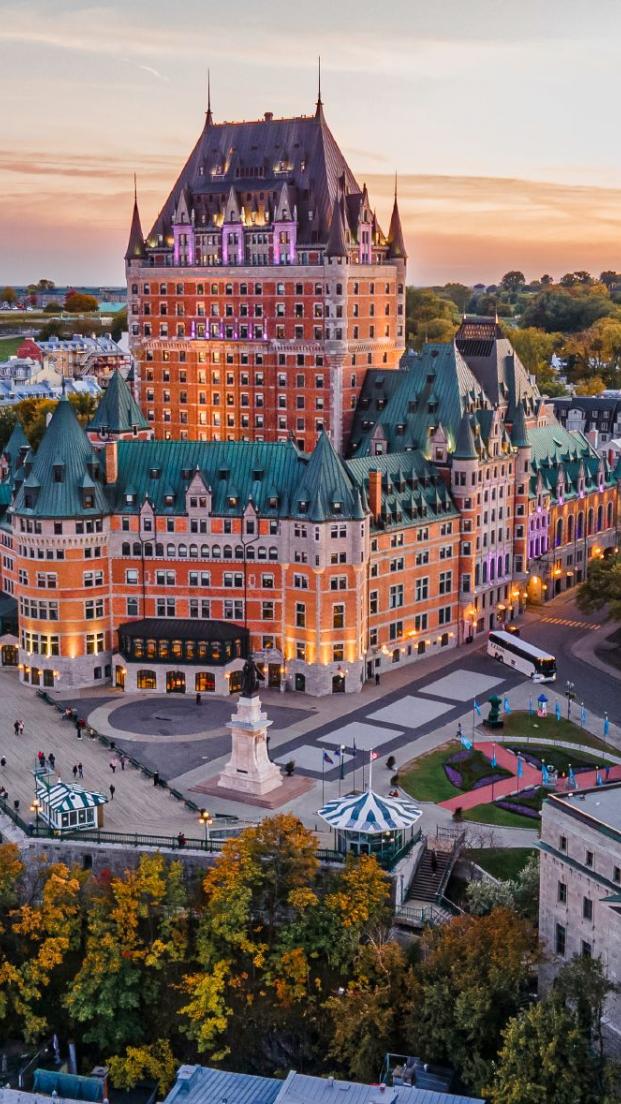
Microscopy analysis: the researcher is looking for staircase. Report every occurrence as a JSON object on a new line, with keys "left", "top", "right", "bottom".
{"left": 407, "top": 846, "right": 452, "bottom": 903}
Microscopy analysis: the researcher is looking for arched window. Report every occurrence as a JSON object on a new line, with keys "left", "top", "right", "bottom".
{"left": 212, "top": 545, "right": 221, "bottom": 559}
{"left": 268, "top": 547, "right": 278, "bottom": 560}
{"left": 235, "top": 545, "right": 244, "bottom": 559}
{"left": 166, "top": 543, "right": 175, "bottom": 558}
{"left": 482, "top": 561, "right": 488, "bottom": 584}
{"left": 474, "top": 564, "right": 480, "bottom": 586}
{"left": 201, "top": 544, "right": 210, "bottom": 558}
{"left": 505, "top": 553, "right": 510, "bottom": 575}
{"left": 137, "top": 670, "right": 157, "bottom": 690}
{"left": 567, "top": 515, "right": 574, "bottom": 542}
{"left": 608, "top": 501, "right": 614, "bottom": 528}
{"left": 497, "top": 555, "right": 503, "bottom": 579}
{"left": 587, "top": 508, "right": 594, "bottom": 535}
{"left": 258, "top": 546, "right": 267, "bottom": 560}
{"left": 155, "top": 542, "right": 164, "bottom": 557}
{"left": 189, "top": 544, "right": 198, "bottom": 558}
{"left": 133, "top": 542, "right": 141, "bottom": 556}
{"left": 577, "top": 511, "right": 584, "bottom": 539}
{"left": 178, "top": 543, "right": 188, "bottom": 558}
{"left": 245, "top": 546, "right": 255, "bottom": 560}
{"left": 490, "top": 559, "right": 495, "bottom": 581}
{"left": 143, "top": 542, "right": 153, "bottom": 557}
{"left": 556, "top": 518, "right": 563, "bottom": 547}
{"left": 223, "top": 545, "right": 233, "bottom": 559}
{"left": 597, "top": 505, "right": 603, "bottom": 532}
{"left": 122, "top": 542, "right": 130, "bottom": 556}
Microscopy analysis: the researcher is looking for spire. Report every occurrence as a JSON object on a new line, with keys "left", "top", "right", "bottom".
{"left": 453, "top": 411, "right": 478, "bottom": 460}
{"left": 325, "top": 196, "right": 348, "bottom": 259}
{"left": 125, "top": 178, "right": 145, "bottom": 261}
{"left": 87, "top": 369, "right": 149, "bottom": 436}
{"left": 315, "top": 55, "right": 324, "bottom": 118}
{"left": 205, "top": 69, "right": 213, "bottom": 127}
{"left": 387, "top": 174, "right": 407, "bottom": 260}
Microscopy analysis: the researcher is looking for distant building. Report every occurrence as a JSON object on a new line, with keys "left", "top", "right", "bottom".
{"left": 0, "top": 357, "right": 100, "bottom": 407}
{"left": 553, "top": 396, "right": 621, "bottom": 449}
{"left": 18, "top": 334, "right": 129, "bottom": 384}
{"left": 539, "top": 784, "right": 621, "bottom": 1050}
{"left": 163, "top": 1065, "right": 484, "bottom": 1104}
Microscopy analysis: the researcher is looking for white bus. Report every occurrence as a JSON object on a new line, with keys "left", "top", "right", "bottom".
{"left": 487, "top": 630, "right": 556, "bottom": 682}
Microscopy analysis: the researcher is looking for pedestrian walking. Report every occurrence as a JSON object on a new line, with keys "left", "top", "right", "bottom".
{"left": 109, "top": 783, "right": 115, "bottom": 800}
{"left": 0, "top": 757, "right": 6, "bottom": 769}
{"left": 120, "top": 755, "right": 126, "bottom": 771}
{"left": 110, "top": 760, "right": 116, "bottom": 774}
{"left": 13, "top": 721, "right": 19, "bottom": 737}
{"left": 37, "top": 750, "right": 45, "bottom": 768}
{"left": 195, "top": 692, "right": 202, "bottom": 706}
{"left": 75, "top": 721, "right": 81, "bottom": 739}
{"left": 177, "top": 832, "right": 186, "bottom": 848}
{"left": 78, "top": 762, "right": 83, "bottom": 779}
{"left": 375, "top": 672, "right": 380, "bottom": 686}
{"left": 18, "top": 721, "right": 24, "bottom": 736}
{"left": 72, "top": 764, "right": 78, "bottom": 779}
{"left": 430, "top": 850, "right": 438, "bottom": 875}
{"left": 48, "top": 753, "right": 55, "bottom": 771}
{"left": 153, "top": 771, "right": 160, "bottom": 787}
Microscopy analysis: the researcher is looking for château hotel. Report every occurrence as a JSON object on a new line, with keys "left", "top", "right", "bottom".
{"left": 0, "top": 93, "right": 618, "bottom": 696}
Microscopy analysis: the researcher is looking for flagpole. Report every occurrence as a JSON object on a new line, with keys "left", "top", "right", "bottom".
{"left": 369, "top": 749, "right": 373, "bottom": 792}
{"left": 322, "top": 756, "right": 325, "bottom": 805}
{"left": 353, "top": 741, "right": 357, "bottom": 791}
{"left": 362, "top": 752, "right": 366, "bottom": 791}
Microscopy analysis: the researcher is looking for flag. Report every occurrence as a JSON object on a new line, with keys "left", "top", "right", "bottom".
{"left": 604, "top": 714, "right": 610, "bottom": 737}
{"left": 542, "top": 763, "right": 551, "bottom": 785}
{"left": 516, "top": 754, "right": 524, "bottom": 779}
{"left": 596, "top": 769, "right": 603, "bottom": 786}
{"left": 491, "top": 746, "right": 497, "bottom": 768}
{"left": 370, "top": 751, "right": 379, "bottom": 761}
{"left": 580, "top": 704, "right": 587, "bottom": 727}
{"left": 460, "top": 731, "right": 473, "bottom": 751}
{"left": 473, "top": 699, "right": 482, "bottom": 717}
{"left": 555, "top": 701, "right": 561, "bottom": 722}
{"left": 322, "top": 751, "right": 334, "bottom": 765}
{"left": 568, "top": 765, "right": 576, "bottom": 787}
{"left": 528, "top": 697, "right": 534, "bottom": 716}
{"left": 503, "top": 696, "right": 511, "bottom": 715}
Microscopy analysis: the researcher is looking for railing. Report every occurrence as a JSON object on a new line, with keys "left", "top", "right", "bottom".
{"left": 436, "top": 829, "right": 465, "bottom": 901}
{"left": 394, "top": 902, "right": 447, "bottom": 927}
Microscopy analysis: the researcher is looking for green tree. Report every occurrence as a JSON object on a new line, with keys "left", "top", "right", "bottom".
{"left": 521, "top": 288, "right": 615, "bottom": 333}
{"left": 540, "top": 273, "right": 554, "bottom": 286}
{"left": 37, "top": 279, "right": 55, "bottom": 290}
{"left": 600, "top": 271, "right": 620, "bottom": 290}
{"left": 503, "top": 326, "right": 561, "bottom": 380}
{"left": 110, "top": 307, "right": 127, "bottom": 342}
{"left": 489, "top": 999, "right": 601, "bottom": 1104}
{"left": 403, "top": 908, "right": 537, "bottom": 1094}
{"left": 441, "top": 283, "right": 471, "bottom": 313}
{"left": 553, "top": 955, "right": 617, "bottom": 1058}
{"left": 500, "top": 271, "right": 526, "bottom": 295}
{"left": 577, "top": 554, "right": 621, "bottom": 621}
{"left": 0, "top": 287, "right": 17, "bottom": 305}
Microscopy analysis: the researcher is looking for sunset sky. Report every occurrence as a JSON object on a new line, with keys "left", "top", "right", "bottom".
{"left": 3, "top": 0, "right": 621, "bottom": 286}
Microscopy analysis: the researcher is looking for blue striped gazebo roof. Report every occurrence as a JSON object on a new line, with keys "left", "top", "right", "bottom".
{"left": 318, "top": 790, "right": 422, "bottom": 834}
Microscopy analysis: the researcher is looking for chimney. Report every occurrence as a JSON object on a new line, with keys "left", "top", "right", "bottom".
{"left": 104, "top": 440, "right": 118, "bottom": 484}
{"left": 368, "top": 469, "right": 382, "bottom": 520}
{"left": 264, "top": 111, "right": 273, "bottom": 121}
{"left": 586, "top": 428, "right": 599, "bottom": 449}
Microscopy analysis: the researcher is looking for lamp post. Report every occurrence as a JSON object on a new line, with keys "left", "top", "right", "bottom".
{"left": 339, "top": 744, "right": 346, "bottom": 795}
{"left": 30, "top": 798, "right": 42, "bottom": 834}
{"left": 565, "top": 680, "right": 576, "bottom": 721}
{"left": 198, "top": 808, "right": 213, "bottom": 848}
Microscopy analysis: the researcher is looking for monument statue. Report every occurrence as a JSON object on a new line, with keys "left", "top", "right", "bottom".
{"left": 241, "top": 656, "right": 264, "bottom": 698}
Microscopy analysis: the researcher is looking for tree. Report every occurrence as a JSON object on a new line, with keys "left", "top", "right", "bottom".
{"left": 110, "top": 307, "right": 127, "bottom": 342}
{"left": 553, "top": 955, "right": 617, "bottom": 1058}
{"left": 325, "top": 939, "right": 408, "bottom": 1083}
{"left": 37, "top": 279, "right": 55, "bottom": 290}
{"left": 600, "top": 271, "right": 620, "bottom": 290}
{"left": 521, "top": 288, "right": 615, "bottom": 333}
{"left": 403, "top": 908, "right": 537, "bottom": 1094}
{"left": 503, "top": 326, "right": 561, "bottom": 380}
{"left": 0, "top": 287, "right": 17, "bottom": 305}
{"left": 574, "top": 376, "right": 606, "bottom": 395}
{"left": 577, "top": 554, "right": 621, "bottom": 621}
{"left": 43, "top": 302, "right": 62, "bottom": 313}
{"left": 64, "top": 291, "right": 98, "bottom": 313}
{"left": 108, "top": 1040, "right": 177, "bottom": 1096}
{"left": 540, "top": 274, "right": 554, "bottom": 286}
{"left": 466, "top": 854, "right": 539, "bottom": 921}
{"left": 489, "top": 998, "right": 601, "bottom": 1104}
{"left": 441, "top": 283, "right": 471, "bottom": 313}
{"left": 500, "top": 271, "right": 525, "bottom": 295}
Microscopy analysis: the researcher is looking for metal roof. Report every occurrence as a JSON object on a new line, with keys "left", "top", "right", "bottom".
{"left": 318, "top": 791, "right": 422, "bottom": 835}
{"left": 88, "top": 368, "right": 149, "bottom": 432}
{"left": 275, "top": 1073, "right": 483, "bottom": 1104}
{"left": 165, "top": 1066, "right": 280, "bottom": 1104}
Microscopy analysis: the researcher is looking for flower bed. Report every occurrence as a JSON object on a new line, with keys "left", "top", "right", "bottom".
{"left": 495, "top": 786, "right": 544, "bottom": 820}
{"left": 443, "top": 749, "right": 511, "bottom": 792}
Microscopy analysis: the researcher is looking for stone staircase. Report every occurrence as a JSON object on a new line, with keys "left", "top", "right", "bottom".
{"left": 407, "top": 845, "right": 452, "bottom": 903}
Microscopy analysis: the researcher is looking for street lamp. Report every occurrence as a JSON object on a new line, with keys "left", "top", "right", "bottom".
{"left": 565, "top": 680, "right": 576, "bottom": 721}
{"left": 339, "top": 744, "right": 346, "bottom": 794}
{"left": 30, "top": 798, "right": 42, "bottom": 834}
{"left": 198, "top": 808, "right": 213, "bottom": 847}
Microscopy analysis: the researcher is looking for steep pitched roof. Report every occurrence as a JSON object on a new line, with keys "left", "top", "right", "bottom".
{"left": 12, "top": 397, "right": 110, "bottom": 518}
{"left": 293, "top": 432, "right": 363, "bottom": 520}
{"left": 125, "top": 195, "right": 145, "bottom": 261}
{"left": 325, "top": 196, "right": 348, "bottom": 258}
{"left": 510, "top": 400, "right": 529, "bottom": 448}
{"left": 453, "top": 411, "right": 478, "bottom": 459}
{"left": 346, "top": 451, "right": 459, "bottom": 531}
{"left": 2, "top": 421, "right": 29, "bottom": 474}
{"left": 87, "top": 370, "right": 149, "bottom": 433}
{"left": 387, "top": 195, "right": 407, "bottom": 260}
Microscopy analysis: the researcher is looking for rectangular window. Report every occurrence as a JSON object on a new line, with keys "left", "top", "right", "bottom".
{"left": 415, "top": 577, "right": 429, "bottom": 602}
{"left": 295, "top": 602, "right": 305, "bottom": 628}
{"left": 558, "top": 882, "right": 567, "bottom": 904}
{"left": 583, "top": 897, "right": 593, "bottom": 921}
{"left": 555, "top": 922, "right": 566, "bottom": 957}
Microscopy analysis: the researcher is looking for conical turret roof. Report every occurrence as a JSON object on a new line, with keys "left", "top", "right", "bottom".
{"left": 12, "top": 396, "right": 109, "bottom": 517}
{"left": 88, "top": 370, "right": 149, "bottom": 434}
{"left": 125, "top": 192, "right": 145, "bottom": 261}
{"left": 453, "top": 411, "right": 478, "bottom": 460}
{"left": 3, "top": 421, "right": 29, "bottom": 473}
{"left": 294, "top": 431, "right": 362, "bottom": 520}
{"left": 510, "top": 400, "right": 529, "bottom": 448}
{"left": 387, "top": 195, "right": 407, "bottom": 260}
{"left": 325, "top": 196, "right": 348, "bottom": 258}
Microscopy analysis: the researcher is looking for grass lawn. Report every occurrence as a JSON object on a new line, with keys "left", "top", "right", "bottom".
{"left": 400, "top": 742, "right": 511, "bottom": 803}
{"left": 461, "top": 804, "right": 539, "bottom": 830}
{"left": 505, "top": 744, "right": 614, "bottom": 775}
{"left": 0, "top": 336, "right": 23, "bottom": 358}
{"left": 465, "top": 847, "right": 537, "bottom": 880}
{"left": 494, "top": 711, "right": 613, "bottom": 753}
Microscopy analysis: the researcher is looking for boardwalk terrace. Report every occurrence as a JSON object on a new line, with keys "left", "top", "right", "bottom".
{"left": 126, "top": 90, "right": 406, "bottom": 452}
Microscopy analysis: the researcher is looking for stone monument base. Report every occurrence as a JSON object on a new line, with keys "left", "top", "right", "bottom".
{"left": 218, "top": 692, "right": 282, "bottom": 796}
{"left": 193, "top": 772, "right": 314, "bottom": 809}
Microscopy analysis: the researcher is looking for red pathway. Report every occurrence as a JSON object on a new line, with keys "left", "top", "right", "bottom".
{"left": 439, "top": 742, "right": 621, "bottom": 813}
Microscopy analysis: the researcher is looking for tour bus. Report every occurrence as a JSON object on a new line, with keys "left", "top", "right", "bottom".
{"left": 487, "top": 630, "right": 557, "bottom": 682}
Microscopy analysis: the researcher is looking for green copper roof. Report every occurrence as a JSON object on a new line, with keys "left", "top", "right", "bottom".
{"left": 527, "top": 425, "right": 611, "bottom": 503}
{"left": 295, "top": 431, "right": 364, "bottom": 520}
{"left": 88, "top": 370, "right": 149, "bottom": 433}
{"left": 510, "top": 401, "right": 529, "bottom": 448}
{"left": 453, "top": 411, "right": 478, "bottom": 460}
{"left": 3, "top": 422, "right": 29, "bottom": 474}
{"left": 346, "top": 450, "right": 459, "bottom": 531}
{"left": 349, "top": 343, "right": 490, "bottom": 459}
{"left": 13, "top": 397, "right": 110, "bottom": 518}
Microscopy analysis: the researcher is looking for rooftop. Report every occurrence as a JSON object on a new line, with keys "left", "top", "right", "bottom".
{"left": 552, "top": 783, "right": 621, "bottom": 836}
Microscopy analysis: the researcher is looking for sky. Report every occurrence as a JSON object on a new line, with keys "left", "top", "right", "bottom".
{"left": 3, "top": 0, "right": 621, "bottom": 287}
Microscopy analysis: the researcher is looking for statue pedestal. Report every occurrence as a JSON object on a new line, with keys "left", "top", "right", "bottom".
{"left": 218, "top": 694, "right": 282, "bottom": 796}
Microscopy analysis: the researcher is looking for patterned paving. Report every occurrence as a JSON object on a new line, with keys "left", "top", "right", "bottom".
{"left": 317, "top": 721, "right": 403, "bottom": 751}
{"left": 367, "top": 696, "right": 452, "bottom": 728}
{"left": 418, "top": 670, "right": 503, "bottom": 702}
{"left": 540, "top": 617, "right": 601, "bottom": 631}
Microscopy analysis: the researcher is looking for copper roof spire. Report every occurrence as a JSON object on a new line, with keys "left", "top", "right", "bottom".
{"left": 387, "top": 171, "right": 407, "bottom": 260}
{"left": 205, "top": 69, "right": 213, "bottom": 126}
{"left": 125, "top": 175, "right": 145, "bottom": 261}
{"left": 315, "top": 55, "right": 324, "bottom": 118}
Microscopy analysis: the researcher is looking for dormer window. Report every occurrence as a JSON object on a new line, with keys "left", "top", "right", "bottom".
{"left": 149, "top": 468, "right": 161, "bottom": 479}
{"left": 228, "top": 496, "right": 238, "bottom": 507}
{"left": 126, "top": 493, "right": 135, "bottom": 505}
{"left": 164, "top": 494, "right": 174, "bottom": 506}
{"left": 83, "top": 493, "right": 94, "bottom": 509}
{"left": 53, "top": 464, "right": 64, "bottom": 484}
{"left": 298, "top": 500, "right": 308, "bottom": 514}
{"left": 268, "top": 495, "right": 278, "bottom": 508}
{"left": 333, "top": 502, "right": 343, "bottom": 514}
{"left": 218, "top": 468, "right": 230, "bottom": 480}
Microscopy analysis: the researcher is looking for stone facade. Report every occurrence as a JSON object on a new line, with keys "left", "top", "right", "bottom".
{"left": 539, "top": 787, "right": 621, "bottom": 1048}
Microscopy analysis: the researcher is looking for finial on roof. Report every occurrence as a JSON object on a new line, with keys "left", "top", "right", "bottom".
{"left": 206, "top": 68, "right": 213, "bottom": 126}
{"left": 133, "top": 172, "right": 137, "bottom": 204}
{"left": 394, "top": 170, "right": 398, "bottom": 199}
{"left": 315, "top": 55, "right": 324, "bottom": 118}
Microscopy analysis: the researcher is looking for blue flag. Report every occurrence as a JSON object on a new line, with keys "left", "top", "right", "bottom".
{"left": 460, "top": 731, "right": 473, "bottom": 751}
{"left": 323, "top": 751, "right": 334, "bottom": 765}
{"left": 503, "top": 696, "right": 511, "bottom": 715}
{"left": 604, "top": 715, "right": 610, "bottom": 737}
{"left": 528, "top": 697, "right": 534, "bottom": 716}
{"left": 516, "top": 754, "right": 524, "bottom": 779}
{"left": 568, "top": 765, "right": 577, "bottom": 787}
{"left": 580, "top": 704, "right": 587, "bottom": 727}
{"left": 542, "top": 763, "right": 551, "bottom": 785}
{"left": 473, "top": 699, "right": 482, "bottom": 717}
{"left": 596, "top": 769, "right": 603, "bottom": 786}
{"left": 491, "top": 747, "right": 497, "bottom": 768}
{"left": 555, "top": 701, "right": 561, "bottom": 722}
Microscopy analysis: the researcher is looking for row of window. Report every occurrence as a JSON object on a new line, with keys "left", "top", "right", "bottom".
{"left": 133, "top": 280, "right": 402, "bottom": 297}
{"left": 20, "top": 631, "right": 105, "bottom": 655}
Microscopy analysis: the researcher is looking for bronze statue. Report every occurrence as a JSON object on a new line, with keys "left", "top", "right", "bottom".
{"left": 240, "top": 656, "right": 264, "bottom": 698}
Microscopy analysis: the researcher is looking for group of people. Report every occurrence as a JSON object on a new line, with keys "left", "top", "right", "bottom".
{"left": 36, "top": 750, "right": 56, "bottom": 772}
{"left": 13, "top": 720, "right": 24, "bottom": 737}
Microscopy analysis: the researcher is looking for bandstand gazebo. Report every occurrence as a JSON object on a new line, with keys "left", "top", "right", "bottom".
{"left": 318, "top": 790, "right": 422, "bottom": 864}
